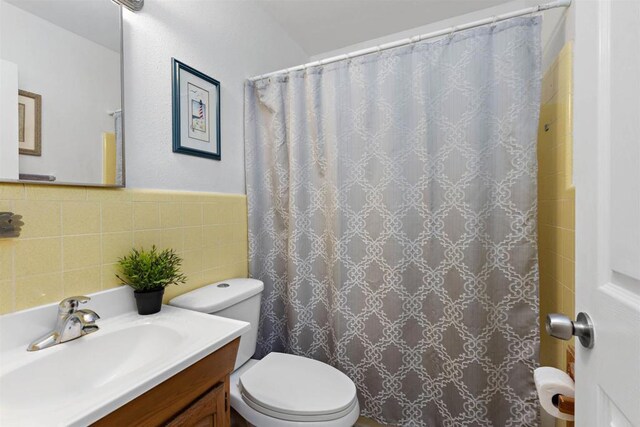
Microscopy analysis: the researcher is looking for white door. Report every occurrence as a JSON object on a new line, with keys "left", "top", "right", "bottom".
{"left": 572, "top": 0, "right": 640, "bottom": 425}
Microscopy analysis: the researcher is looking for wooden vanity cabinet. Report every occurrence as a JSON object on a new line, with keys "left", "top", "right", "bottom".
{"left": 93, "top": 338, "right": 239, "bottom": 427}
{"left": 166, "top": 382, "right": 226, "bottom": 427}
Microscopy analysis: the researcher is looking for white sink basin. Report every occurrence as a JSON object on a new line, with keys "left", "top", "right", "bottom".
{"left": 0, "top": 287, "right": 250, "bottom": 426}
{"left": 2, "top": 323, "right": 179, "bottom": 409}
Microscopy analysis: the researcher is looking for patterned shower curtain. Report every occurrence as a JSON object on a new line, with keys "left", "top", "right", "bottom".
{"left": 245, "top": 16, "right": 541, "bottom": 426}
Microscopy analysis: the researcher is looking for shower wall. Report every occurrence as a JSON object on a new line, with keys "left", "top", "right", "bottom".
{"left": 537, "top": 42, "right": 575, "bottom": 381}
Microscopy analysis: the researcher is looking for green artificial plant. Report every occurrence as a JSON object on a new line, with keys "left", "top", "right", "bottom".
{"left": 116, "top": 245, "right": 187, "bottom": 291}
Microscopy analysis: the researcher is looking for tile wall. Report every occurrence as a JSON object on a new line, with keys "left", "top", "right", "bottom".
{"left": 537, "top": 42, "right": 575, "bottom": 374}
{"left": 0, "top": 183, "right": 248, "bottom": 313}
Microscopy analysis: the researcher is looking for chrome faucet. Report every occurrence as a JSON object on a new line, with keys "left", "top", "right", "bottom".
{"left": 27, "top": 296, "right": 100, "bottom": 351}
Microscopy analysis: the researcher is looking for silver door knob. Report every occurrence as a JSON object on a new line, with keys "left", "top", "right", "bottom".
{"left": 546, "top": 312, "right": 595, "bottom": 349}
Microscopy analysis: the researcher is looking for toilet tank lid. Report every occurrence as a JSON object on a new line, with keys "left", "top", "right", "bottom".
{"left": 168, "top": 278, "right": 264, "bottom": 313}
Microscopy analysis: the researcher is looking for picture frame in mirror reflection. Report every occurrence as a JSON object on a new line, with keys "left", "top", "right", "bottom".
{"left": 172, "top": 58, "right": 221, "bottom": 160}
{"left": 18, "top": 90, "right": 41, "bottom": 156}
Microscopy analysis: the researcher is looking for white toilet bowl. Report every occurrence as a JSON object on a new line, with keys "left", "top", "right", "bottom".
{"left": 169, "top": 278, "right": 360, "bottom": 427}
{"left": 230, "top": 357, "right": 360, "bottom": 427}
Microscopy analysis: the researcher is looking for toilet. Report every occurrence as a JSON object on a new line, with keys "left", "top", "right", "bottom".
{"left": 169, "top": 278, "right": 360, "bottom": 427}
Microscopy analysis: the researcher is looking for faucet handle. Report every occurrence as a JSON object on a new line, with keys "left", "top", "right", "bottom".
{"left": 76, "top": 308, "right": 100, "bottom": 323}
{"left": 58, "top": 296, "right": 91, "bottom": 315}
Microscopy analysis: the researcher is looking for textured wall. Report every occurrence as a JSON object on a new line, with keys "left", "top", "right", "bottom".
{"left": 0, "top": 183, "right": 248, "bottom": 314}
{"left": 122, "top": 0, "right": 308, "bottom": 193}
{"left": 538, "top": 43, "right": 575, "bottom": 376}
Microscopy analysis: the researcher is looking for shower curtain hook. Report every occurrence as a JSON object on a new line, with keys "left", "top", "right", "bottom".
{"left": 491, "top": 15, "right": 498, "bottom": 27}
{"left": 448, "top": 26, "right": 458, "bottom": 40}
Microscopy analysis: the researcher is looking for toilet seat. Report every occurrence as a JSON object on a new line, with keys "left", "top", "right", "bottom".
{"left": 230, "top": 356, "right": 360, "bottom": 427}
{"left": 241, "top": 391, "right": 359, "bottom": 422}
{"left": 239, "top": 353, "right": 358, "bottom": 422}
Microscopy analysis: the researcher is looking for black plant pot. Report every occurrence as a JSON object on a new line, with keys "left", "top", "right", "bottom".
{"left": 134, "top": 288, "right": 165, "bottom": 315}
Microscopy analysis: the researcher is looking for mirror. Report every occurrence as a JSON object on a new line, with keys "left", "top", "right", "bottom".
{"left": 0, "top": 0, "right": 124, "bottom": 187}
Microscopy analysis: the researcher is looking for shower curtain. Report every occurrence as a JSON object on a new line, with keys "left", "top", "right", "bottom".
{"left": 245, "top": 16, "right": 541, "bottom": 426}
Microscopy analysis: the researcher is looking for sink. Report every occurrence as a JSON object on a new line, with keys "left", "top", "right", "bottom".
{"left": 0, "top": 287, "right": 250, "bottom": 426}
{"left": 2, "top": 323, "right": 182, "bottom": 410}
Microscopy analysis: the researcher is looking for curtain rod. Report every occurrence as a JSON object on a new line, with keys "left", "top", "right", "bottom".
{"left": 249, "top": 0, "right": 571, "bottom": 82}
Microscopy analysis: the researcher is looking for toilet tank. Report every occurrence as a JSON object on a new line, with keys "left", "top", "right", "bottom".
{"left": 169, "top": 278, "right": 264, "bottom": 370}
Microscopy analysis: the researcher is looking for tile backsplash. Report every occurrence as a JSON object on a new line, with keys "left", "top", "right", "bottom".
{"left": 0, "top": 183, "right": 248, "bottom": 314}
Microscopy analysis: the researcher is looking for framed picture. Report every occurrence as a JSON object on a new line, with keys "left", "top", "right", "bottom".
{"left": 172, "top": 58, "right": 221, "bottom": 160}
{"left": 18, "top": 90, "right": 41, "bottom": 156}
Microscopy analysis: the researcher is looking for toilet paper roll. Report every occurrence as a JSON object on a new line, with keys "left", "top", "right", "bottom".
{"left": 534, "top": 367, "right": 575, "bottom": 421}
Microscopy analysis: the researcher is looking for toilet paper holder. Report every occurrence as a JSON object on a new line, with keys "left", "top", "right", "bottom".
{"left": 555, "top": 345, "right": 576, "bottom": 417}
{"left": 553, "top": 393, "right": 575, "bottom": 416}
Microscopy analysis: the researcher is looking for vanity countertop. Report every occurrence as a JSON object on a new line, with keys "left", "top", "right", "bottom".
{"left": 0, "top": 286, "right": 250, "bottom": 427}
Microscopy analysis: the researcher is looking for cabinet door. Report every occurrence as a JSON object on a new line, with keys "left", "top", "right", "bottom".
{"left": 166, "top": 383, "right": 227, "bottom": 427}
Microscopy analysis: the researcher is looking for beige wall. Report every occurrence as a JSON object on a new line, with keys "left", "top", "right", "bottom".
{"left": 0, "top": 183, "right": 248, "bottom": 314}
{"left": 537, "top": 41, "right": 575, "bottom": 384}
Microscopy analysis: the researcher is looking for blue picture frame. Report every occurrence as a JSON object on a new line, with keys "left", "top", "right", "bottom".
{"left": 172, "top": 58, "right": 221, "bottom": 160}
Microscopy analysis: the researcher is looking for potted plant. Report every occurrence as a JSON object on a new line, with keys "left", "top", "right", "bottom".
{"left": 116, "top": 246, "right": 187, "bottom": 315}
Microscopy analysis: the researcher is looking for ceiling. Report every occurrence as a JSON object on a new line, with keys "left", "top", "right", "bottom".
{"left": 256, "top": 0, "right": 514, "bottom": 57}
{"left": 3, "top": 0, "right": 121, "bottom": 52}
{"left": 3, "top": 0, "right": 517, "bottom": 58}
